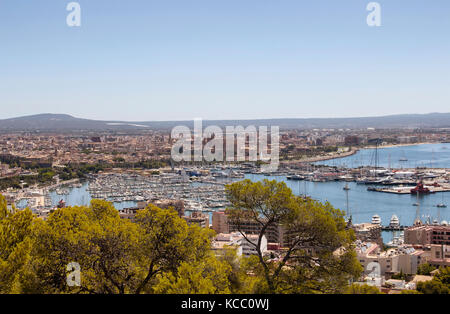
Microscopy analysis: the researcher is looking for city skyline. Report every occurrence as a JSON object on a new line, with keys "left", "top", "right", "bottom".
{"left": 1, "top": 1, "right": 450, "bottom": 299}
{"left": 1, "top": 1, "right": 450, "bottom": 121}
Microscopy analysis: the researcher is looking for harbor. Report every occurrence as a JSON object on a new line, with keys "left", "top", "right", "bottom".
{"left": 3, "top": 143, "right": 449, "bottom": 244}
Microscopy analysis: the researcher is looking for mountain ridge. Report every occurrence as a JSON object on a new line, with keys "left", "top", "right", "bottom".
{"left": 1, "top": 112, "right": 450, "bottom": 131}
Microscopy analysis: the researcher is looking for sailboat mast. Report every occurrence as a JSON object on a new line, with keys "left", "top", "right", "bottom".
{"left": 415, "top": 190, "right": 421, "bottom": 224}
{"left": 345, "top": 186, "right": 350, "bottom": 218}
{"left": 374, "top": 139, "right": 378, "bottom": 178}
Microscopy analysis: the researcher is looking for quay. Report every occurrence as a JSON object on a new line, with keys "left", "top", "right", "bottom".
{"left": 381, "top": 225, "right": 407, "bottom": 231}
{"left": 368, "top": 185, "right": 450, "bottom": 194}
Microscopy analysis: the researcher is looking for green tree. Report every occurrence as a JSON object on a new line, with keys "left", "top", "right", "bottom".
{"left": 0, "top": 195, "right": 34, "bottom": 293}
{"left": 415, "top": 267, "right": 450, "bottom": 294}
{"left": 153, "top": 254, "right": 232, "bottom": 294}
{"left": 217, "top": 246, "right": 265, "bottom": 294}
{"left": 417, "top": 263, "right": 436, "bottom": 276}
{"left": 401, "top": 289, "right": 422, "bottom": 294}
{"left": 0, "top": 197, "right": 229, "bottom": 294}
{"left": 345, "top": 283, "right": 382, "bottom": 294}
{"left": 435, "top": 267, "right": 450, "bottom": 286}
{"left": 21, "top": 201, "right": 221, "bottom": 294}
{"left": 391, "top": 269, "right": 407, "bottom": 280}
{"left": 416, "top": 280, "right": 449, "bottom": 294}
{"left": 134, "top": 205, "right": 215, "bottom": 293}
{"left": 225, "top": 179, "right": 362, "bottom": 294}
{"left": 25, "top": 200, "right": 141, "bottom": 293}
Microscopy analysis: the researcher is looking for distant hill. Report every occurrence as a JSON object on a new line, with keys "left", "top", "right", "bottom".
{"left": 1, "top": 113, "right": 450, "bottom": 131}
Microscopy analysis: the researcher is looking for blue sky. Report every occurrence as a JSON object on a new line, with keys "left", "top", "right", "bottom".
{"left": 0, "top": 0, "right": 449, "bottom": 121}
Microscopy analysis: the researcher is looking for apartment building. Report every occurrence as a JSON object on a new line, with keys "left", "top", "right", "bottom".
{"left": 183, "top": 211, "right": 210, "bottom": 229}
{"left": 352, "top": 223, "right": 383, "bottom": 247}
{"left": 356, "top": 241, "right": 427, "bottom": 277}
{"left": 212, "top": 210, "right": 283, "bottom": 244}
{"left": 428, "top": 244, "right": 450, "bottom": 268}
{"left": 404, "top": 225, "right": 450, "bottom": 246}
{"left": 212, "top": 210, "right": 229, "bottom": 234}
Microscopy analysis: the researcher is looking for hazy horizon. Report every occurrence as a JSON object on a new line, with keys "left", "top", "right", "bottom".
{"left": 1, "top": 1, "right": 450, "bottom": 121}
{"left": 3, "top": 111, "right": 450, "bottom": 123}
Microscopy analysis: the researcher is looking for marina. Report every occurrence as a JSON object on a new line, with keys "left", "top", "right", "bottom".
{"left": 5, "top": 143, "right": 450, "bottom": 244}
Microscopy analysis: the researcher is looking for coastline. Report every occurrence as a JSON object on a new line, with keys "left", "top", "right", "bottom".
{"left": 363, "top": 142, "right": 435, "bottom": 149}
{"left": 281, "top": 141, "right": 441, "bottom": 165}
{"left": 282, "top": 148, "right": 359, "bottom": 164}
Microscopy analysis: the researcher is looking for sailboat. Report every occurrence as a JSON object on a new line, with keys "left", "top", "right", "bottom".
{"left": 344, "top": 183, "right": 352, "bottom": 226}
{"left": 436, "top": 193, "right": 447, "bottom": 208}
{"left": 399, "top": 150, "right": 408, "bottom": 162}
{"left": 412, "top": 189, "right": 420, "bottom": 206}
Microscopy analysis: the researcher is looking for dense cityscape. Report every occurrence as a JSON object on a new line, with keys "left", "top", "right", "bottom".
{"left": 1, "top": 122, "right": 449, "bottom": 294}
{"left": 1, "top": 1, "right": 450, "bottom": 307}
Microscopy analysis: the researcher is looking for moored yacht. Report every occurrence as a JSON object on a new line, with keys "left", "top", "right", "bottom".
{"left": 371, "top": 214, "right": 381, "bottom": 225}
{"left": 389, "top": 214, "right": 400, "bottom": 228}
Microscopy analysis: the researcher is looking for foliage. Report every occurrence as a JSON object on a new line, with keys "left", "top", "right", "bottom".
{"left": 133, "top": 205, "right": 215, "bottom": 293}
{"left": 0, "top": 195, "right": 34, "bottom": 293}
{"left": 391, "top": 270, "right": 407, "bottom": 280}
{"left": 415, "top": 267, "right": 450, "bottom": 294}
{"left": 216, "top": 247, "right": 265, "bottom": 294}
{"left": 0, "top": 178, "right": 367, "bottom": 294}
{"left": 417, "top": 263, "right": 436, "bottom": 276}
{"left": 0, "top": 197, "right": 220, "bottom": 294}
{"left": 345, "top": 283, "right": 382, "bottom": 294}
{"left": 225, "top": 179, "right": 362, "bottom": 294}
{"left": 416, "top": 280, "right": 449, "bottom": 294}
{"left": 153, "top": 254, "right": 232, "bottom": 294}
{"left": 401, "top": 289, "right": 422, "bottom": 294}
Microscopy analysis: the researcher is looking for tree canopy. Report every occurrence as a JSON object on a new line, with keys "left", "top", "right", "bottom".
{"left": 416, "top": 267, "right": 450, "bottom": 294}
{"left": 225, "top": 179, "right": 362, "bottom": 293}
{"left": 0, "top": 196, "right": 234, "bottom": 294}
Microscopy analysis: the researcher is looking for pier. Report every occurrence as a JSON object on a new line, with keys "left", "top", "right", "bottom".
{"left": 368, "top": 185, "right": 450, "bottom": 194}
{"left": 381, "top": 225, "right": 407, "bottom": 231}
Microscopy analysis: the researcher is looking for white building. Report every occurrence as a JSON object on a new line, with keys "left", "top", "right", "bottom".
{"left": 212, "top": 232, "right": 244, "bottom": 256}
{"left": 212, "top": 232, "right": 268, "bottom": 257}
{"left": 242, "top": 234, "right": 267, "bottom": 256}
{"left": 356, "top": 241, "right": 427, "bottom": 278}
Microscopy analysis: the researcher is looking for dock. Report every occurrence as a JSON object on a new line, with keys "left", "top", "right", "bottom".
{"left": 381, "top": 225, "right": 407, "bottom": 231}
{"left": 368, "top": 184, "right": 450, "bottom": 194}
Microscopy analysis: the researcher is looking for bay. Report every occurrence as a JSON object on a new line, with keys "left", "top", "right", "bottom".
{"left": 314, "top": 143, "right": 450, "bottom": 168}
